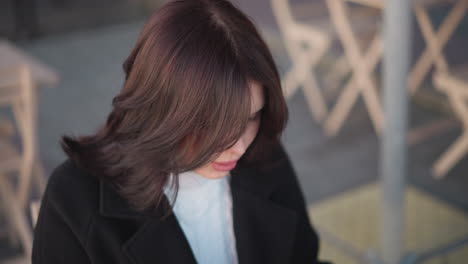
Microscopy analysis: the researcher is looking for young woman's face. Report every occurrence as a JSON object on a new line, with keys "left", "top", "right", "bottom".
{"left": 194, "top": 80, "right": 264, "bottom": 179}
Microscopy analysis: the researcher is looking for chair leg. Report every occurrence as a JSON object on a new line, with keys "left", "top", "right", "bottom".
{"left": 282, "top": 57, "right": 328, "bottom": 123}
{"left": 302, "top": 72, "right": 328, "bottom": 123}
{"left": 408, "top": 0, "right": 467, "bottom": 94}
{"left": 326, "top": 0, "right": 385, "bottom": 135}
{"left": 302, "top": 41, "right": 331, "bottom": 123}
{"left": 324, "top": 76, "right": 361, "bottom": 136}
{"left": 413, "top": 4, "right": 449, "bottom": 73}
{"left": 432, "top": 132, "right": 468, "bottom": 179}
{"left": 282, "top": 67, "right": 301, "bottom": 99}
{"left": 16, "top": 157, "right": 34, "bottom": 209}
{"left": 324, "top": 35, "right": 383, "bottom": 136}
{"left": 0, "top": 194, "right": 20, "bottom": 247}
{"left": 323, "top": 54, "right": 350, "bottom": 97}
{"left": 359, "top": 69, "right": 383, "bottom": 134}
{"left": 0, "top": 175, "right": 33, "bottom": 257}
{"left": 16, "top": 159, "right": 46, "bottom": 210}
{"left": 282, "top": 63, "right": 327, "bottom": 123}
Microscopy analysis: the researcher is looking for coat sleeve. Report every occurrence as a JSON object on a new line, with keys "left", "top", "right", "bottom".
{"left": 268, "top": 141, "right": 332, "bottom": 264}
{"left": 32, "top": 192, "right": 92, "bottom": 264}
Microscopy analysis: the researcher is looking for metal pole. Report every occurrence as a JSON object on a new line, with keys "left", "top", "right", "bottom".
{"left": 381, "top": 0, "right": 412, "bottom": 263}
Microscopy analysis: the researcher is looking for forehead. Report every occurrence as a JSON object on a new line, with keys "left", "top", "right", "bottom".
{"left": 248, "top": 80, "right": 264, "bottom": 112}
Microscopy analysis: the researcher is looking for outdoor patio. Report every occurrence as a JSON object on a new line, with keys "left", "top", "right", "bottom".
{"left": 1, "top": 0, "right": 467, "bottom": 263}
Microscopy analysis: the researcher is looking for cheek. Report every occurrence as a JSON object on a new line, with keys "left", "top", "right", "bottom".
{"left": 245, "top": 120, "right": 261, "bottom": 145}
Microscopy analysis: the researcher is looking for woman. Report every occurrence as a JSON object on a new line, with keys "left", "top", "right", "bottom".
{"left": 32, "top": 0, "right": 330, "bottom": 263}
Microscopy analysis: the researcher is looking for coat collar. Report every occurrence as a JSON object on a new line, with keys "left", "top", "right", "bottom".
{"left": 98, "top": 164, "right": 298, "bottom": 264}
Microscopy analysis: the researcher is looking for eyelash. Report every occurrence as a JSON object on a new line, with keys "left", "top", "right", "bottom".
{"left": 249, "top": 112, "right": 260, "bottom": 121}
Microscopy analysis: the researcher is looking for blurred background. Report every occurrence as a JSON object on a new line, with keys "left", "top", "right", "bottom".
{"left": 0, "top": 0, "right": 467, "bottom": 263}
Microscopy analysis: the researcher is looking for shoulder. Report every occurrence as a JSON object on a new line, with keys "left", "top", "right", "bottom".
{"left": 42, "top": 158, "right": 100, "bottom": 235}
{"left": 46, "top": 158, "right": 100, "bottom": 210}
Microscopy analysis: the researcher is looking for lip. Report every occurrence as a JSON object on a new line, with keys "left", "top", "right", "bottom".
{"left": 212, "top": 160, "right": 238, "bottom": 172}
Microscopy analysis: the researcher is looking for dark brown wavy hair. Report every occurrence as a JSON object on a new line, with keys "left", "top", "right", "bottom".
{"left": 61, "top": 0, "right": 288, "bottom": 215}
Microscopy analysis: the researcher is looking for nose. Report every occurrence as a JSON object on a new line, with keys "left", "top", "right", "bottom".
{"left": 230, "top": 136, "right": 247, "bottom": 156}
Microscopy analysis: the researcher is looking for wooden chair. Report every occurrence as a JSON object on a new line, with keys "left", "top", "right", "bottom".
{"left": 0, "top": 64, "right": 46, "bottom": 208}
{"left": 0, "top": 40, "right": 57, "bottom": 262}
{"left": 432, "top": 67, "right": 468, "bottom": 178}
{"left": 323, "top": 0, "right": 457, "bottom": 137}
{"left": 0, "top": 64, "right": 43, "bottom": 258}
{"left": 271, "top": 0, "right": 333, "bottom": 123}
{"left": 407, "top": 0, "right": 468, "bottom": 178}
{"left": 410, "top": 0, "right": 468, "bottom": 94}
{"left": 324, "top": 0, "right": 384, "bottom": 136}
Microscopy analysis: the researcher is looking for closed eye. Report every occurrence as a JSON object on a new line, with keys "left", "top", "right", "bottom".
{"left": 249, "top": 112, "right": 261, "bottom": 121}
{"left": 249, "top": 105, "right": 264, "bottom": 121}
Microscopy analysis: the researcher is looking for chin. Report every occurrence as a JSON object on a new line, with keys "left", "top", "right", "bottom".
{"left": 201, "top": 169, "right": 229, "bottom": 179}
{"left": 194, "top": 164, "right": 232, "bottom": 179}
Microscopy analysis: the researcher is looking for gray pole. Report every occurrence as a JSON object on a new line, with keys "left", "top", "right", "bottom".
{"left": 381, "top": 0, "right": 412, "bottom": 263}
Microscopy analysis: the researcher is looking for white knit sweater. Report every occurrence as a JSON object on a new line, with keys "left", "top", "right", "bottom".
{"left": 163, "top": 170, "right": 238, "bottom": 264}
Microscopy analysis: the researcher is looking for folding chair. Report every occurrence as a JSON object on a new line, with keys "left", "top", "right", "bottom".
{"left": 0, "top": 64, "right": 46, "bottom": 208}
{"left": 432, "top": 67, "right": 468, "bottom": 178}
{"left": 271, "top": 0, "right": 333, "bottom": 123}
{"left": 0, "top": 64, "right": 43, "bottom": 258}
{"left": 323, "top": 0, "right": 456, "bottom": 137}
{"left": 407, "top": 0, "right": 468, "bottom": 178}
{"left": 409, "top": 0, "right": 468, "bottom": 94}
{"left": 324, "top": 0, "right": 384, "bottom": 136}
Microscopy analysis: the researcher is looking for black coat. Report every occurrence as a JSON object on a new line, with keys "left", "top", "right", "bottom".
{"left": 32, "top": 142, "right": 330, "bottom": 264}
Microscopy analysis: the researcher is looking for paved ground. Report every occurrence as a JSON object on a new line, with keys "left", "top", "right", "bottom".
{"left": 1, "top": 0, "right": 468, "bottom": 262}
{"left": 308, "top": 183, "right": 468, "bottom": 263}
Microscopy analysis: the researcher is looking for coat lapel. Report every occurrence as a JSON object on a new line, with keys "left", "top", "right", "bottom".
{"left": 98, "top": 164, "right": 298, "bottom": 264}
{"left": 99, "top": 178, "right": 198, "bottom": 264}
{"left": 229, "top": 165, "right": 298, "bottom": 264}
{"left": 122, "top": 213, "right": 198, "bottom": 264}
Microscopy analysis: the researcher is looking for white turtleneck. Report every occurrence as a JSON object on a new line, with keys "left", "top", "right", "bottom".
{"left": 163, "top": 170, "right": 238, "bottom": 264}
